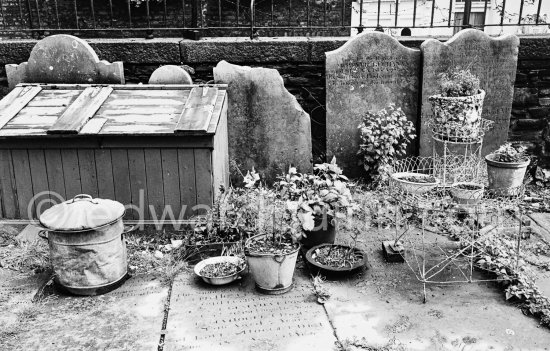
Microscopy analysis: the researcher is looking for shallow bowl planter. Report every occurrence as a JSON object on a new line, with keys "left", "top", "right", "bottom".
{"left": 429, "top": 89, "right": 485, "bottom": 139}
{"left": 391, "top": 172, "right": 440, "bottom": 194}
{"left": 450, "top": 182, "right": 485, "bottom": 205}
{"left": 194, "top": 256, "right": 246, "bottom": 286}
{"left": 305, "top": 244, "right": 367, "bottom": 276}
{"left": 184, "top": 241, "right": 240, "bottom": 264}
{"left": 485, "top": 154, "right": 530, "bottom": 196}
{"left": 245, "top": 234, "right": 300, "bottom": 294}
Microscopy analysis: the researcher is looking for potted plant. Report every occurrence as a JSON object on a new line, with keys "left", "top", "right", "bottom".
{"left": 358, "top": 104, "right": 416, "bottom": 182}
{"left": 450, "top": 182, "right": 485, "bottom": 205}
{"left": 244, "top": 189, "right": 302, "bottom": 295}
{"left": 194, "top": 255, "right": 246, "bottom": 285}
{"left": 429, "top": 68, "right": 485, "bottom": 140}
{"left": 275, "top": 158, "right": 355, "bottom": 249}
{"left": 485, "top": 143, "right": 530, "bottom": 196}
{"left": 185, "top": 186, "right": 257, "bottom": 263}
{"left": 390, "top": 172, "right": 440, "bottom": 194}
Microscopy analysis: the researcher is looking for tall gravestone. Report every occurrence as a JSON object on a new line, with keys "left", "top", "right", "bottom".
{"left": 419, "top": 29, "right": 519, "bottom": 156}
{"left": 326, "top": 32, "right": 421, "bottom": 178}
{"left": 214, "top": 60, "right": 312, "bottom": 184}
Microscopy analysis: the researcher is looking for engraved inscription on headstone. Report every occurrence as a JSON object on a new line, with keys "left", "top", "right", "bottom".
{"left": 164, "top": 273, "right": 336, "bottom": 350}
{"left": 326, "top": 32, "right": 421, "bottom": 178}
{"left": 419, "top": 29, "right": 519, "bottom": 156}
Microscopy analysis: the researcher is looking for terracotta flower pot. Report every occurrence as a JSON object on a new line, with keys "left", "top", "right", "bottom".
{"left": 485, "top": 154, "right": 529, "bottom": 196}
{"left": 429, "top": 89, "right": 485, "bottom": 140}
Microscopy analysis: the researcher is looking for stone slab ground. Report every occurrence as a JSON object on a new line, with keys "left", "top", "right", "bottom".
{"left": 1, "top": 219, "right": 550, "bottom": 350}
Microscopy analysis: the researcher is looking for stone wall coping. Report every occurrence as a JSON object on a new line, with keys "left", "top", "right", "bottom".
{"left": 0, "top": 35, "right": 548, "bottom": 65}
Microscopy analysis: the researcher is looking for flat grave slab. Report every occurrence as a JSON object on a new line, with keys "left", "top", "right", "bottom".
{"left": 0, "top": 269, "right": 51, "bottom": 328}
{"left": 164, "top": 269, "right": 336, "bottom": 351}
{"left": 328, "top": 228, "right": 550, "bottom": 350}
{"left": 0, "top": 274, "right": 168, "bottom": 351}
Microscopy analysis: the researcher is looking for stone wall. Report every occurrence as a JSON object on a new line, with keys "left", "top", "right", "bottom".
{"left": 0, "top": 35, "right": 549, "bottom": 166}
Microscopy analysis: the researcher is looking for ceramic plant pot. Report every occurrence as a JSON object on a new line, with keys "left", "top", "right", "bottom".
{"left": 485, "top": 154, "right": 529, "bottom": 196}
{"left": 391, "top": 172, "right": 440, "bottom": 194}
{"left": 429, "top": 89, "right": 485, "bottom": 139}
{"left": 450, "top": 182, "right": 485, "bottom": 205}
{"left": 244, "top": 234, "right": 299, "bottom": 295}
{"left": 300, "top": 215, "right": 336, "bottom": 249}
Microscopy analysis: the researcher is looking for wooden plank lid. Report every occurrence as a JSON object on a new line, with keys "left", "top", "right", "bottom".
{"left": 0, "top": 84, "right": 227, "bottom": 137}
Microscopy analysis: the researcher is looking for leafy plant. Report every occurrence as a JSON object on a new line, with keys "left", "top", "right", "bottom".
{"left": 275, "top": 158, "right": 354, "bottom": 232}
{"left": 358, "top": 104, "right": 416, "bottom": 181}
{"left": 492, "top": 143, "right": 529, "bottom": 163}
{"left": 474, "top": 235, "right": 550, "bottom": 329}
{"left": 437, "top": 68, "right": 481, "bottom": 97}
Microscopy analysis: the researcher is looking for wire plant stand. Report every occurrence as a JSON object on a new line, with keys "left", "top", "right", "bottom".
{"left": 386, "top": 155, "right": 525, "bottom": 302}
{"left": 429, "top": 118, "right": 495, "bottom": 187}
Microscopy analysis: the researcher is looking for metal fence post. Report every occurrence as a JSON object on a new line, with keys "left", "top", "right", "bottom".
{"left": 462, "top": 0, "right": 472, "bottom": 29}
{"left": 191, "top": 0, "right": 199, "bottom": 28}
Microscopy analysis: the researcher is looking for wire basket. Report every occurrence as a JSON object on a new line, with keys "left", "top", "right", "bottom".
{"left": 386, "top": 156, "right": 524, "bottom": 213}
{"left": 427, "top": 118, "right": 495, "bottom": 143}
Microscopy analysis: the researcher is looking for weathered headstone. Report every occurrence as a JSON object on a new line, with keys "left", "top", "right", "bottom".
{"left": 326, "top": 31, "right": 421, "bottom": 178}
{"left": 5, "top": 35, "right": 124, "bottom": 90}
{"left": 164, "top": 271, "right": 336, "bottom": 350}
{"left": 214, "top": 60, "right": 312, "bottom": 183}
{"left": 419, "top": 29, "right": 519, "bottom": 156}
{"left": 148, "top": 65, "right": 193, "bottom": 84}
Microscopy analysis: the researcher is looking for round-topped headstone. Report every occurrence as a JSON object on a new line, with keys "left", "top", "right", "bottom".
{"left": 148, "top": 65, "right": 193, "bottom": 85}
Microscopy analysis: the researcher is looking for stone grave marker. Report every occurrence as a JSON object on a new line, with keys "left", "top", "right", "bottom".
{"left": 5, "top": 34, "right": 124, "bottom": 90}
{"left": 0, "top": 274, "right": 168, "bottom": 350}
{"left": 214, "top": 60, "right": 312, "bottom": 184}
{"left": 148, "top": 65, "right": 193, "bottom": 84}
{"left": 326, "top": 31, "right": 421, "bottom": 178}
{"left": 419, "top": 29, "right": 519, "bottom": 156}
{"left": 163, "top": 271, "right": 336, "bottom": 350}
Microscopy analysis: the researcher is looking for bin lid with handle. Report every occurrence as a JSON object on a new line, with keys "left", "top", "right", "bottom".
{"left": 39, "top": 194, "right": 125, "bottom": 232}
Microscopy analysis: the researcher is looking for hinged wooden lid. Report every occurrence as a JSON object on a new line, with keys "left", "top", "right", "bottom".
{"left": 0, "top": 84, "right": 227, "bottom": 137}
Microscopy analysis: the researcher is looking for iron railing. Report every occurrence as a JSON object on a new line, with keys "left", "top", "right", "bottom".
{"left": 0, "top": 0, "right": 547, "bottom": 39}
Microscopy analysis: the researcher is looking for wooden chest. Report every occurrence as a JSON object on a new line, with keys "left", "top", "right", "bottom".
{"left": 0, "top": 84, "right": 229, "bottom": 221}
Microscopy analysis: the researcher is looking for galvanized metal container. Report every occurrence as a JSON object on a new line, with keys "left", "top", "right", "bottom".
{"left": 38, "top": 194, "right": 128, "bottom": 295}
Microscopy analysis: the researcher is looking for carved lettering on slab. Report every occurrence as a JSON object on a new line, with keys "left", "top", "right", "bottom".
{"left": 164, "top": 275, "right": 336, "bottom": 350}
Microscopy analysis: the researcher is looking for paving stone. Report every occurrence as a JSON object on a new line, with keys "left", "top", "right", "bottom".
{"left": 0, "top": 274, "right": 168, "bottom": 351}
{"left": 164, "top": 269, "right": 336, "bottom": 351}
{"left": 327, "top": 226, "right": 550, "bottom": 350}
{"left": 0, "top": 269, "right": 51, "bottom": 327}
